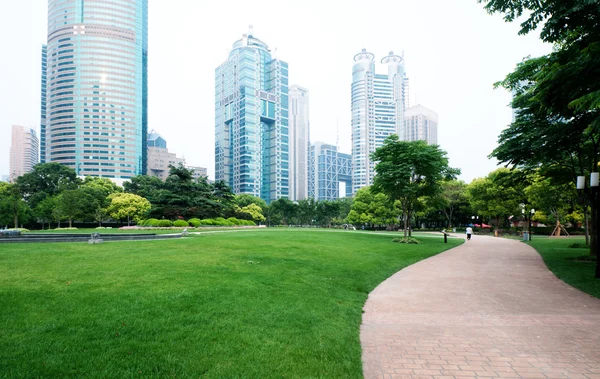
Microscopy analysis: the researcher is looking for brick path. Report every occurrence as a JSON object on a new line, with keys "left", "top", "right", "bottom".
{"left": 361, "top": 235, "right": 600, "bottom": 379}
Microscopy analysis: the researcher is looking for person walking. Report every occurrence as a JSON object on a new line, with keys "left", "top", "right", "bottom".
{"left": 466, "top": 226, "right": 473, "bottom": 240}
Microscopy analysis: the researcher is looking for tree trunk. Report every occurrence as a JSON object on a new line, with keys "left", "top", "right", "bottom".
{"left": 13, "top": 213, "right": 18, "bottom": 229}
{"left": 69, "top": 218, "right": 73, "bottom": 228}
{"left": 584, "top": 205, "right": 590, "bottom": 246}
{"left": 554, "top": 219, "right": 561, "bottom": 237}
{"left": 403, "top": 203, "right": 408, "bottom": 238}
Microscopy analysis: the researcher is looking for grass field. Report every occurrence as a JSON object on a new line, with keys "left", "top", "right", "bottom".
{"left": 528, "top": 237, "right": 600, "bottom": 299}
{"left": 0, "top": 229, "right": 461, "bottom": 378}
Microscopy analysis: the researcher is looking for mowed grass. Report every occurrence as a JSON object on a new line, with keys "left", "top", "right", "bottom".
{"left": 0, "top": 230, "right": 461, "bottom": 378}
{"left": 528, "top": 237, "right": 600, "bottom": 299}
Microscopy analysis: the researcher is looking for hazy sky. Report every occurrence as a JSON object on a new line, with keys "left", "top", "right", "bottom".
{"left": 0, "top": 0, "right": 551, "bottom": 182}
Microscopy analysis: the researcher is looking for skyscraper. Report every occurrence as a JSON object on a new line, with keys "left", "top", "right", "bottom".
{"left": 10, "top": 125, "right": 39, "bottom": 181}
{"left": 351, "top": 49, "right": 408, "bottom": 193}
{"left": 404, "top": 105, "right": 438, "bottom": 145}
{"left": 40, "top": 45, "right": 47, "bottom": 163}
{"left": 43, "top": 0, "right": 148, "bottom": 180}
{"left": 215, "top": 27, "right": 289, "bottom": 203}
{"left": 308, "top": 142, "right": 352, "bottom": 201}
{"left": 289, "top": 85, "right": 310, "bottom": 201}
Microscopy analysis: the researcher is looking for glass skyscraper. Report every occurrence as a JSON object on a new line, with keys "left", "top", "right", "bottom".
{"left": 43, "top": 0, "right": 148, "bottom": 179}
{"left": 289, "top": 85, "right": 310, "bottom": 201}
{"left": 351, "top": 49, "right": 408, "bottom": 193}
{"left": 40, "top": 45, "right": 47, "bottom": 163}
{"left": 308, "top": 142, "right": 352, "bottom": 201}
{"left": 215, "top": 27, "right": 289, "bottom": 203}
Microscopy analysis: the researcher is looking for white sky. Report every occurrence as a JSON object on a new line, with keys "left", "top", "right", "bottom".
{"left": 0, "top": 0, "right": 552, "bottom": 183}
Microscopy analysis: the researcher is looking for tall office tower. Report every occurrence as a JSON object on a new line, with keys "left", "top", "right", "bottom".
{"left": 289, "top": 85, "right": 310, "bottom": 201}
{"left": 40, "top": 45, "right": 47, "bottom": 163}
{"left": 44, "top": 0, "right": 148, "bottom": 180}
{"left": 403, "top": 105, "right": 439, "bottom": 145}
{"left": 148, "top": 130, "right": 167, "bottom": 149}
{"left": 351, "top": 49, "right": 408, "bottom": 193}
{"left": 215, "top": 27, "right": 289, "bottom": 203}
{"left": 308, "top": 142, "right": 352, "bottom": 201}
{"left": 10, "top": 125, "right": 39, "bottom": 181}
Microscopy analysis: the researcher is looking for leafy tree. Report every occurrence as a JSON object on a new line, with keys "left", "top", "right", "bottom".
{"left": 57, "top": 189, "right": 96, "bottom": 228}
{"left": 431, "top": 180, "right": 469, "bottom": 228}
{"left": 346, "top": 187, "right": 397, "bottom": 229}
{"left": 526, "top": 176, "right": 578, "bottom": 236}
{"left": 268, "top": 198, "right": 298, "bottom": 226}
{"left": 467, "top": 169, "right": 523, "bottom": 231}
{"left": 235, "top": 194, "right": 267, "bottom": 211}
{"left": 16, "top": 163, "right": 80, "bottom": 208}
{"left": 315, "top": 201, "right": 340, "bottom": 228}
{"left": 33, "top": 196, "right": 60, "bottom": 230}
{"left": 81, "top": 177, "right": 122, "bottom": 226}
{"left": 238, "top": 203, "right": 266, "bottom": 224}
{"left": 371, "top": 136, "right": 459, "bottom": 237}
{"left": 107, "top": 193, "right": 151, "bottom": 225}
{"left": 296, "top": 198, "right": 317, "bottom": 226}
{"left": 0, "top": 182, "right": 29, "bottom": 228}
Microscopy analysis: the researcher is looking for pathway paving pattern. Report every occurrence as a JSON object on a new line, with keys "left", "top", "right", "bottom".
{"left": 361, "top": 235, "right": 600, "bottom": 379}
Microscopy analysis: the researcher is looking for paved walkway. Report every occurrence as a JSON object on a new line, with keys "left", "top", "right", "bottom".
{"left": 361, "top": 235, "right": 600, "bottom": 379}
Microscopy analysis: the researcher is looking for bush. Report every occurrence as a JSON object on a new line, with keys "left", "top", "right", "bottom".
{"left": 392, "top": 237, "right": 421, "bottom": 244}
{"left": 201, "top": 219, "right": 216, "bottom": 226}
{"left": 173, "top": 220, "right": 189, "bottom": 227}
{"left": 157, "top": 220, "right": 173, "bottom": 227}
{"left": 227, "top": 217, "right": 242, "bottom": 226}
{"left": 242, "top": 220, "right": 255, "bottom": 226}
{"left": 54, "top": 227, "right": 78, "bottom": 231}
{"left": 188, "top": 218, "right": 201, "bottom": 227}
{"left": 144, "top": 218, "right": 159, "bottom": 227}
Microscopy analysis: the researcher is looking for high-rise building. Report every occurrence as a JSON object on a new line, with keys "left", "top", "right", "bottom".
{"left": 43, "top": 0, "right": 148, "bottom": 179}
{"left": 404, "top": 105, "right": 438, "bottom": 145}
{"left": 215, "top": 27, "right": 289, "bottom": 203}
{"left": 146, "top": 131, "right": 206, "bottom": 181}
{"left": 148, "top": 130, "right": 167, "bottom": 149}
{"left": 10, "top": 125, "right": 39, "bottom": 181}
{"left": 289, "top": 85, "right": 310, "bottom": 201}
{"left": 40, "top": 45, "right": 47, "bottom": 163}
{"left": 308, "top": 142, "right": 352, "bottom": 201}
{"left": 351, "top": 49, "right": 408, "bottom": 193}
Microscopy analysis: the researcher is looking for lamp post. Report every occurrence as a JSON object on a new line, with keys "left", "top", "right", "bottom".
{"left": 577, "top": 172, "right": 600, "bottom": 278}
{"left": 522, "top": 207, "right": 534, "bottom": 241}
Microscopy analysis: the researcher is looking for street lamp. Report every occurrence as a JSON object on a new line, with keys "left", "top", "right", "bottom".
{"left": 576, "top": 172, "right": 600, "bottom": 278}
{"left": 521, "top": 207, "right": 535, "bottom": 241}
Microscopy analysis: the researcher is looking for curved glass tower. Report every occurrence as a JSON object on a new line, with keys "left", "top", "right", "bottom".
{"left": 215, "top": 27, "right": 289, "bottom": 203}
{"left": 351, "top": 49, "right": 407, "bottom": 193}
{"left": 44, "top": 0, "right": 148, "bottom": 179}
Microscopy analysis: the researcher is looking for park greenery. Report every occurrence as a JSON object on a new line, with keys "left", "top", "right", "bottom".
{"left": 0, "top": 229, "right": 462, "bottom": 378}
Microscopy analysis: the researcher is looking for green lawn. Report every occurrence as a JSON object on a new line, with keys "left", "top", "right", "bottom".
{"left": 22, "top": 227, "right": 256, "bottom": 235}
{"left": 0, "top": 229, "right": 461, "bottom": 378}
{"left": 528, "top": 237, "right": 600, "bottom": 299}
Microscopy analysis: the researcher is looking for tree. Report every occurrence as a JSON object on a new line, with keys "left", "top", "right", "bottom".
{"left": 480, "top": 0, "right": 600, "bottom": 268}
{"left": 526, "top": 176, "right": 578, "bottom": 236}
{"left": 432, "top": 180, "right": 469, "bottom": 228}
{"left": 81, "top": 177, "right": 122, "bottom": 226}
{"left": 268, "top": 198, "right": 298, "bottom": 226}
{"left": 235, "top": 194, "right": 267, "bottom": 211}
{"left": 33, "top": 196, "right": 59, "bottom": 230}
{"left": 16, "top": 163, "right": 80, "bottom": 208}
{"left": 295, "top": 198, "right": 316, "bottom": 226}
{"left": 467, "top": 169, "right": 523, "bottom": 232}
{"left": 238, "top": 203, "right": 266, "bottom": 224}
{"left": 106, "top": 193, "right": 151, "bottom": 225}
{"left": 346, "top": 187, "right": 397, "bottom": 229}
{"left": 371, "top": 136, "right": 459, "bottom": 237}
{"left": 0, "top": 182, "right": 29, "bottom": 228}
{"left": 57, "top": 189, "right": 96, "bottom": 228}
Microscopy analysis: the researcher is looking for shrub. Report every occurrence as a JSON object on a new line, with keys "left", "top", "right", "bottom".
{"left": 173, "top": 220, "right": 189, "bottom": 227}
{"left": 137, "top": 219, "right": 146, "bottom": 226}
{"left": 54, "top": 227, "right": 78, "bottom": 231}
{"left": 243, "top": 220, "right": 255, "bottom": 226}
{"left": 392, "top": 237, "right": 420, "bottom": 244}
{"left": 144, "top": 218, "right": 159, "bottom": 227}
{"left": 157, "top": 220, "right": 173, "bottom": 227}
{"left": 201, "top": 219, "right": 216, "bottom": 226}
{"left": 95, "top": 227, "right": 106, "bottom": 229}
{"left": 227, "top": 217, "right": 242, "bottom": 226}
{"left": 188, "top": 218, "right": 201, "bottom": 227}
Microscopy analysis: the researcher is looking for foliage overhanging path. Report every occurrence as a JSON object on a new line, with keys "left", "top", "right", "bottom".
{"left": 361, "top": 235, "right": 600, "bottom": 379}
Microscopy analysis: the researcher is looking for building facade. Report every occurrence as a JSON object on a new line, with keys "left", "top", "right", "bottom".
{"left": 404, "top": 105, "right": 438, "bottom": 145}
{"left": 289, "top": 85, "right": 310, "bottom": 201}
{"left": 40, "top": 44, "right": 47, "bottom": 163}
{"left": 10, "top": 125, "right": 39, "bottom": 181}
{"left": 308, "top": 142, "right": 352, "bottom": 201}
{"left": 351, "top": 49, "right": 408, "bottom": 193}
{"left": 146, "top": 131, "right": 206, "bottom": 181}
{"left": 215, "top": 27, "right": 289, "bottom": 204}
{"left": 43, "top": 0, "right": 148, "bottom": 179}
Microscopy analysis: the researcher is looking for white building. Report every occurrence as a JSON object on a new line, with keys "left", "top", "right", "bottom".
{"left": 351, "top": 49, "right": 408, "bottom": 193}
{"left": 404, "top": 105, "right": 438, "bottom": 145}
{"left": 10, "top": 125, "right": 39, "bottom": 181}
{"left": 289, "top": 85, "right": 310, "bottom": 201}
